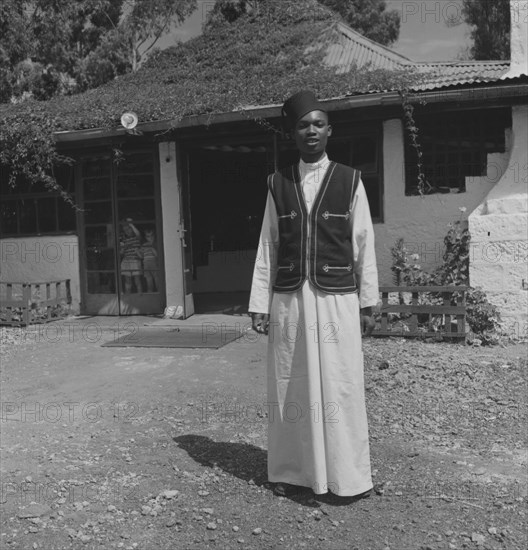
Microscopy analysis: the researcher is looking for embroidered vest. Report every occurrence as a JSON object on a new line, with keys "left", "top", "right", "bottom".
{"left": 269, "top": 161, "right": 360, "bottom": 294}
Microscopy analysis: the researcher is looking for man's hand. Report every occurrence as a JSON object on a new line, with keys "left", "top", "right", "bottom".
{"left": 251, "top": 312, "right": 270, "bottom": 335}
{"left": 360, "top": 307, "right": 375, "bottom": 337}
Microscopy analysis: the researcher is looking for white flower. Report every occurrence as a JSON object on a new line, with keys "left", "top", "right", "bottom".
{"left": 459, "top": 206, "right": 467, "bottom": 213}
{"left": 410, "top": 254, "right": 420, "bottom": 261}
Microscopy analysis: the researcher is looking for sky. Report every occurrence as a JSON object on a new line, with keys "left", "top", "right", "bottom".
{"left": 389, "top": 0, "right": 472, "bottom": 61}
{"left": 155, "top": 0, "right": 473, "bottom": 62}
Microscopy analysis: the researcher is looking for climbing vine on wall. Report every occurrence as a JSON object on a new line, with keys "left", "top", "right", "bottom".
{"left": 0, "top": 0, "right": 431, "bottom": 200}
{"left": 400, "top": 89, "right": 433, "bottom": 196}
{"left": 0, "top": 111, "right": 76, "bottom": 203}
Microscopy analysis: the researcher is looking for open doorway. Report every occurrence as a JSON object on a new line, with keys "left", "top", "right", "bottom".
{"left": 184, "top": 122, "right": 382, "bottom": 314}
{"left": 187, "top": 141, "right": 272, "bottom": 314}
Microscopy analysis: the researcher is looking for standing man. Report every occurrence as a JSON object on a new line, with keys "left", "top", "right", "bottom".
{"left": 249, "top": 90, "right": 379, "bottom": 498}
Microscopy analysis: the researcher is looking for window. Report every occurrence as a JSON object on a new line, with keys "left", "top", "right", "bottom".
{"left": 0, "top": 164, "right": 77, "bottom": 236}
{"left": 404, "top": 108, "right": 511, "bottom": 195}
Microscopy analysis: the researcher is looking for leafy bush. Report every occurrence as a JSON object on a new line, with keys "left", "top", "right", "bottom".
{"left": 465, "top": 287, "right": 502, "bottom": 343}
{"left": 390, "top": 221, "right": 502, "bottom": 344}
{"left": 391, "top": 237, "right": 433, "bottom": 286}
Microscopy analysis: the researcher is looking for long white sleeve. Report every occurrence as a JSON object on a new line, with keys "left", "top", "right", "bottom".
{"left": 351, "top": 180, "right": 379, "bottom": 309}
{"left": 249, "top": 191, "right": 279, "bottom": 314}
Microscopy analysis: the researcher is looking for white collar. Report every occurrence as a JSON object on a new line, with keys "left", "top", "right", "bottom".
{"left": 299, "top": 154, "right": 330, "bottom": 172}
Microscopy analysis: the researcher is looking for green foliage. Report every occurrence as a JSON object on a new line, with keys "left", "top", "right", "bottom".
{"left": 465, "top": 287, "right": 502, "bottom": 337}
{"left": 0, "top": 0, "right": 32, "bottom": 101}
{"left": 391, "top": 238, "right": 432, "bottom": 287}
{"left": 204, "top": 0, "right": 251, "bottom": 27}
{"left": 390, "top": 221, "right": 502, "bottom": 343}
{"left": 434, "top": 220, "right": 471, "bottom": 285}
{"left": 318, "top": 0, "right": 400, "bottom": 46}
{"left": 455, "top": 0, "right": 510, "bottom": 60}
{"left": 119, "top": 0, "right": 197, "bottom": 71}
{"left": 0, "top": 0, "right": 198, "bottom": 102}
{"left": 78, "top": 31, "right": 131, "bottom": 91}
{"left": 4, "top": 1, "right": 122, "bottom": 100}
{"left": 391, "top": 219, "right": 472, "bottom": 288}
{"left": 0, "top": 0, "right": 427, "bottom": 199}
{"left": 0, "top": 110, "right": 75, "bottom": 202}
{"left": 400, "top": 89, "right": 431, "bottom": 196}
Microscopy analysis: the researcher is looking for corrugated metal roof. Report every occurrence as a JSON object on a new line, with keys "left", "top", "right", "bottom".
{"left": 322, "top": 21, "right": 512, "bottom": 91}
{"left": 323, "top": 22, "right": 414, "bottom": 72}
{"left": 412, "top": 61, "right": 511, "bottom": 90}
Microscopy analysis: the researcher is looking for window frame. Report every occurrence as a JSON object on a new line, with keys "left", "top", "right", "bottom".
{"left": 404, "top": 107, "right": 511, "bottom": 196}
{"left": 0, "top": 165, "right": 77, "bottom": 237}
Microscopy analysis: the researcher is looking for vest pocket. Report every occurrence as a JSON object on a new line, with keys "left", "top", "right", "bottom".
{"left": 277, "top": 262, "right": 295, "bottom": 271}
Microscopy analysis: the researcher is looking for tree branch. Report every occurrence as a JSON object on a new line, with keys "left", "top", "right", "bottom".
{"left": 100, "top": 7, "right": 119, "bottom": 31}
{"left": 141, "top": 17, "right": 172, "bottom": 56}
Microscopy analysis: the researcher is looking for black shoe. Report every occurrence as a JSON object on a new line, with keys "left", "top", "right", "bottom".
{"left": 353, "top": 488, "right": 372, "bottom": 500}
{"left": 320, "top": 488, "right": 372, "bottom": 504}
{"left": 273, "top": 483, "right": 307, "bottom": 497}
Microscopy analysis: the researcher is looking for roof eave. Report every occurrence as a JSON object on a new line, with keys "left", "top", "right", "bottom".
{"left": 54, "top": 82, "right": 528, "bottom": 143}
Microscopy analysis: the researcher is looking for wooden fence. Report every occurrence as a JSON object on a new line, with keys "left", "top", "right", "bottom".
{"left": 372, "top": 286, "right": 467, "bottom": 340}
{"left": 0, "top": 280, "right": 72, "bottom": 327}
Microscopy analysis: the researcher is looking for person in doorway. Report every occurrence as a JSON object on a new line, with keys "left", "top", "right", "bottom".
{"left": 120, "top": 218, "right": 143, "bottom": 294}
{"left": 249, "top": 90, "right": 379, "bottom": 499}
{"left": 140, "top": 228, "right": 159, "bottom": 293}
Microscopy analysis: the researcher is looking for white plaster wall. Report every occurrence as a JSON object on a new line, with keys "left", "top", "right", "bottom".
{"left": 375, "top": 119, "right": 511, "bottom": 286}
{"left": 0, "top": 235, "right": 81, "bottom": 313}
{"left": 469, "top": 105, "right": 528, "bottom": 337}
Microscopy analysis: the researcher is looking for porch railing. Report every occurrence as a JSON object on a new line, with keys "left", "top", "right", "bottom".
{"left": 372, "top": 286, "right": 467, "bottom": 340}
{"left": 0, "top": 280, "right": 72, "bottom": 327}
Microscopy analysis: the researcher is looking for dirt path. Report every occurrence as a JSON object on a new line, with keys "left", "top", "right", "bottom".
{"left": 0, "top": 319, "right": 526, "bottom": 550}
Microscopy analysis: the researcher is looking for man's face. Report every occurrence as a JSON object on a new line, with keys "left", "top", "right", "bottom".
{"left": 293, "top": 110, "right": 332, "bottom": 160}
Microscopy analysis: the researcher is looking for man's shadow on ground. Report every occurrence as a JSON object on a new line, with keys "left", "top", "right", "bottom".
{"left": 174, "top": 435, "right": 367, "bottom": 508}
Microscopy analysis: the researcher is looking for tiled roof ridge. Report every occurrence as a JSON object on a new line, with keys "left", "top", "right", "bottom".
{"left": 325, "top": 19, "right": 513, "bottom": 87}
{"left": 334, "top": 21, "right": 413, "bottom": 65}
{"left": 334, "top": 20, "right": 511, "bottom": 69}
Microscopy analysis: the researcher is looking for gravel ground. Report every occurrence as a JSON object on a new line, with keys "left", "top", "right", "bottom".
{"left": 0, "top": 322, "right": 526, "bottom": 550}
{"left": 0, "top": 327, "right": 29, "bottom": 360}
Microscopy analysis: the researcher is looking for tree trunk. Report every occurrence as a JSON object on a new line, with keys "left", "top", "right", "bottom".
{"left": 131, "top": 29, "right": 137, "bottom": 72}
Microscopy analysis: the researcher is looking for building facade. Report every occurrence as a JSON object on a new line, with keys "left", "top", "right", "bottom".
{"left": 1, "top": 1, "right": 526, "bottom": 335}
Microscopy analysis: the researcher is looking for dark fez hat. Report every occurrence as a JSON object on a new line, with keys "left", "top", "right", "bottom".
{"left": 281, "top": 90, "right": 326, "bottom": 126}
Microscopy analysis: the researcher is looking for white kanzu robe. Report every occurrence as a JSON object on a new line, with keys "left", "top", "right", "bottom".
{"left": 249, "top": 155, "right": 379, "bottom": 496}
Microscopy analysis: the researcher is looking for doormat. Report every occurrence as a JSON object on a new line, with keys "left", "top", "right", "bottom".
{"left": 101, "top": 325, "right": 246, "bottom": 349}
